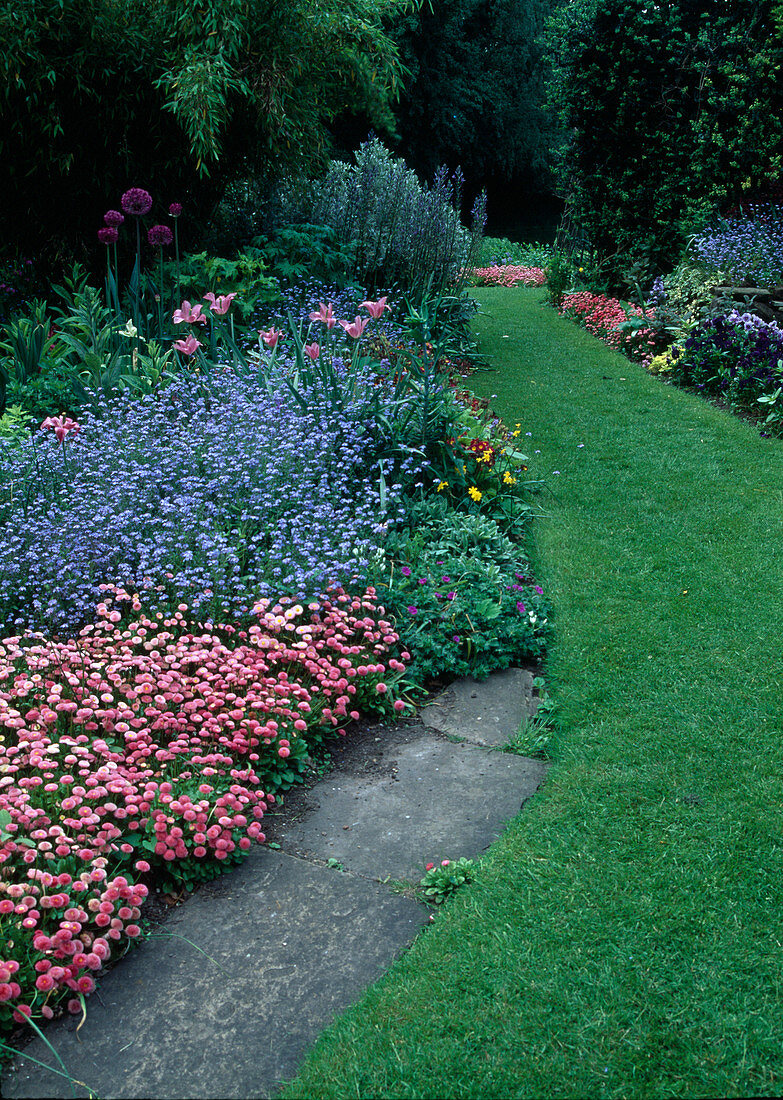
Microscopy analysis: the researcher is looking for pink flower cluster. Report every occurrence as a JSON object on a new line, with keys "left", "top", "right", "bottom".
{"left": 471, "top": 266, "right": 547, "bottom": 287}
{"left": 172, "top": 293, "right": 238, "bottom": 356}
{"left": 558, "top": 291, "right": 658, "bottom": 363}
{"left": 0, "top": 863, "right": 147, "bottom": 1023}
{"left": 40, "top": 415, "right": 80, "bottom": 443}
{"left": 0, "top": 586, "right": 408, "bottom": 1026}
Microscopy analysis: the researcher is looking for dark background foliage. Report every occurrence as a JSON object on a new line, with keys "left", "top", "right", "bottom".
{"left": 543, "top": 0, "right": 783, "bottom": 284}
{"left": 331, "top": 0, "right": 563, "bottom": 238}
{"left": 0, "top": 0, "right": 414, "bottom": 265}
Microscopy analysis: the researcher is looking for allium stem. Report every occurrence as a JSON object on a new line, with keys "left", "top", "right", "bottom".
{"left": 158, "top": 249, "right": 165, "bottom": 340}
{"left": 174, "top": 219, "right": 181, "bottom": 302}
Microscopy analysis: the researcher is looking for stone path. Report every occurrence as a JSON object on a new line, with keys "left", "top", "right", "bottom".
{"left": 3, "top": 669, "right": 547, "bottom": 1100}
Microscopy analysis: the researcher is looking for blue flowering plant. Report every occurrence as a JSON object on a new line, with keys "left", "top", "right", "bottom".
{"left": 690, "top": 211, "right": 783, "bottom": 287}
{"left": 0, "top": 362, "right": 425, "bottom": 637}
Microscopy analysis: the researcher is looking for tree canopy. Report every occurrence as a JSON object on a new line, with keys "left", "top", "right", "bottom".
{"left": 387, "top": 0, "right": 558, "bottom": 195}
{"left": 0, "top": 0, "right": 417, "bottom": 255}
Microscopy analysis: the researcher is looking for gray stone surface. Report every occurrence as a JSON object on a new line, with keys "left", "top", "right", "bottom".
{"left": 3, "top": 851, "right": 428, "bottom": 1100}
{"left": 277, "top": 728, "right": 547, "bottom": 881}
{"left": 420, "top": 667, "right": 538, "bottom": 747}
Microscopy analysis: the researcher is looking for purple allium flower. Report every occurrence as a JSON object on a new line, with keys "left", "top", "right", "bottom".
{"left": 98, "top": 227, "right": 119, "bottom": 245}
{"left": 147, "top": 224, "right": 173, "bottom": 248}
{"left": 168, "top": 203, "right": 183, "bottom": 218}
{"left": 121, "top": 188, "right": 153, "bottom": 217}
{"left": 104, "top": 210, "right": 125, "bottom": 228}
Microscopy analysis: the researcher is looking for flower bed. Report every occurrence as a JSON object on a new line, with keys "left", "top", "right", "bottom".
{"left": 471, "top": 265, "right": 547, "bottom": 288}
{"left": 0, "top": 585, "right": 407, "bottom": 1027}
{"left": 662, "top": 311, "right": 783, "bottom": 431}
{"left": 558, "top": 291, "right": 658, "bottom": 364}
{"left": 0, "top": 369, "right": 416, "bottom": 637}
{"left": 0, "top": 279, "right": 552, "bottom": 1037}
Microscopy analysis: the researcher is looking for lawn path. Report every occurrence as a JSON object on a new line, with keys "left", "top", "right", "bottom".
{"left": 282, "top": 286, "right": 783, "bottom": 1098}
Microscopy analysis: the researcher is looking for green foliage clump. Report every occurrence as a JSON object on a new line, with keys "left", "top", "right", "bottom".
{"left": 0, "top": 404, "right": 33, "bottom": 445}
{"left": 250, "top": 224, "right": 357, "bottom": 288}
{"left": 420, "top": 857, "right": 475, "bottom": 905}
{"left": 662, "top": 258, "right": 731, "bottom": 330}
{"left": 478, "top": 237, "right": 554, "bottom": 267}
{"left": 166, "top": 250, "right": 280, "bottom": 321}
{"left": 544, "top": 0, "right": 783, "bottom": 284}
{"left": 374, "top": 500, "right": 550, "bottom": 685}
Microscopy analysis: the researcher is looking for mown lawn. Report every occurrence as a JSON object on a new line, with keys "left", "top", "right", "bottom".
{"left": 281, "top": 286, "right": 783, "bottom": 1099}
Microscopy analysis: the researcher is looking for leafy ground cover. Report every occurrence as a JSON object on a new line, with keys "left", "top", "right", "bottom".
{"left": 281, "top": 286, "right": 783, "bottom": 1099}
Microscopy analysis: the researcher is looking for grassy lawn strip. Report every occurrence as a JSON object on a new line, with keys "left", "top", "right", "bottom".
{"left": 281, "top": 286, "right": 783, "bottom": 1099}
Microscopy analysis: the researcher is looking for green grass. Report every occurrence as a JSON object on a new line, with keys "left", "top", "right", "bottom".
{"left": 280, "top": 287, "right": 783, "bottom": 1099}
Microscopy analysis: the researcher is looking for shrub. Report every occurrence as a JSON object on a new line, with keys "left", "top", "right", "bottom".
{"left": 544, "top": 0, "right": 783, "bottom": 284}
{"left": 278, "top": 138, "right": 486, "bottom": 297}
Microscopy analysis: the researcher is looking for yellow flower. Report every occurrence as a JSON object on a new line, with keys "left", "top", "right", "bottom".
{"left": 512, "top": 430, "right": 520, "bottom": 437}
{"left": 436, "top": 480, "right": 448, "bottom": 492}
{"left": 468, "top": 486, "right": 482, "bottom": 502}
{"left": 503, "top": 472, "right": 517, "bottom": 485}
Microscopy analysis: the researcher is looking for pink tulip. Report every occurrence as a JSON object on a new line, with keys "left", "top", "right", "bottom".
{"left": 173, "top": 335, "right": 201, "bottom": 356}
{"left": 303, "top": 342, "right": 320, "bottom": 361}
{"left": 172, "top": 301, "right": 207, "bottom": 326}
{"left": 204, "top": 291, "right": 237, "bottom": 315}
{"left": 338, "top": 316, "right": 369, "bottom": 339}
{"left": 41, "top": 415, "right": 80, "bottom": 443}
{"left": 259, "top": 327, "right": 281, "bottom": 349}
{"left": 308, "top": 302, "right": 337, "bottom": 329}
{"left": 359, "top": 296, "right": 390, "bottom": 319}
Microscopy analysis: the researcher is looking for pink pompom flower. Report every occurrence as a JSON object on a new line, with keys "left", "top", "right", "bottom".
{"left": 121, "top": 188, "right": 153, "bottom": 217}
{"left": 147, "top": 224, "right": 173, "bottom": 248}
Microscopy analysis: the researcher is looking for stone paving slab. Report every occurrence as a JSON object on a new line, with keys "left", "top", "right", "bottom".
{"left": 3, "top": 851, "right": 428, "bottom": 1100}
{"left": 419, "top": 667, "right": 538, "bottom": 747}
{"left": 277, "top": 728, "right": 547, "bottom": 881}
